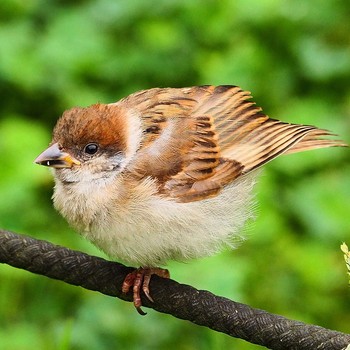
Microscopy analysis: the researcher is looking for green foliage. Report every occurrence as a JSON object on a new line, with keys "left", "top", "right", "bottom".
{"left": 0, "top": 1, "right": 349, "bottom": 349}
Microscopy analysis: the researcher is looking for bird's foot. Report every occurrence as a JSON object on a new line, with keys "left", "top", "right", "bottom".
{"left": 122, "top": 267, "right": 170, "bottom": 315}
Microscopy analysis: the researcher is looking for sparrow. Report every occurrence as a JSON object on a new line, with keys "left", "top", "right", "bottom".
{"left": 35, "top": 85, "right": 346, "bottom": 314}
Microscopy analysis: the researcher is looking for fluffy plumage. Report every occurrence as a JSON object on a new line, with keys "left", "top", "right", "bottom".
{"left": 36, "top": 85, "right": 345, "bottom": 266}
{"left": 35, "top": 85, "right": 346, "bottom": 313}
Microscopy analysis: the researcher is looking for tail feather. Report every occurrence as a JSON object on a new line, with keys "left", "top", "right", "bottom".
{"left": 285, "top": 129, "right": 347, "bottom": 154}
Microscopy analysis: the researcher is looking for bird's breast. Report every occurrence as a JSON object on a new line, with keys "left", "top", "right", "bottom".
{"left": 53, "top": 173, "right": 257, "bottom": 267}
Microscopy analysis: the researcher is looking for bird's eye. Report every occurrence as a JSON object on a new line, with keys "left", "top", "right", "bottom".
{"left": 84, "top": 143, "right": 99, "bottom": 155}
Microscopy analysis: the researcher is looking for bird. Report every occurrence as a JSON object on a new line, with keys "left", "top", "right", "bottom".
{"left": 34, "top": 85, "right": 346, "bottom": 314}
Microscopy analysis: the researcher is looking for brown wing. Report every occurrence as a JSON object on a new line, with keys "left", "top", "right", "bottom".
{"left": 123, "top": 85, "right": 346, "bottom": 202}
{"left": 190, "top": 85, "right": 346, "bottom": 172}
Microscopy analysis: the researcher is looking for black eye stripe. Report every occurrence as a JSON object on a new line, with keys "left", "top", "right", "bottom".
{"left": 84, "top": 143, "right": 99, "bottom": 155}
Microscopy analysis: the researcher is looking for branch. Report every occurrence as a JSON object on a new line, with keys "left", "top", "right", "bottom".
{"left": 0, "top": 229, "right": 349, "bottom": 350}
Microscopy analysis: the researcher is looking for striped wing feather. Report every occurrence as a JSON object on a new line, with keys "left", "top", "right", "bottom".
{"left": 126, "top": 85, "right": 346, "bottom": 202}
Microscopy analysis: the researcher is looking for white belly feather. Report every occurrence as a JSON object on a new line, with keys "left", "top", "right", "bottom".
{"left": 53, "top": 173, "right": 256, "bottom": 267}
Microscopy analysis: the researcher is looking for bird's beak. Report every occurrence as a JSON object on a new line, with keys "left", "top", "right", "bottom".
{"left": 34, "top": 143, "right": 81, "bottom": 168}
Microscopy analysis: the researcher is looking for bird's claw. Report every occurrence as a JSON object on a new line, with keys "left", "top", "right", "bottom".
{"left": 122, "top": 267, "right": 170, "bottom": 315}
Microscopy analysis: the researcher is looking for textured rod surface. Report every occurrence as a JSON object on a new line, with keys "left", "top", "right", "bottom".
{"left": 0, "top": 229, "right": 349, "bottom": 350}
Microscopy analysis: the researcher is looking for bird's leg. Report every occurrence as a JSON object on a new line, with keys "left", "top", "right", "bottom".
{"left": 122, "top": 267, "right": 170, "bottom": 315}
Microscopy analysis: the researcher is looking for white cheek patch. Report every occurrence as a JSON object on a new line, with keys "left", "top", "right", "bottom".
{"left": 106, "top": 153, "right": 125, "bottom": 171}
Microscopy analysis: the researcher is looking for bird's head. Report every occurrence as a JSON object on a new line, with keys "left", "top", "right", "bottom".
{"left": 35, "top": 103, "right": 140, "bottom": 184}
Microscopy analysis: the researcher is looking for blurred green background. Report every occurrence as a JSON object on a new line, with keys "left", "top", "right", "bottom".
{"left": 0, "top": 1, "right": 349, "bottom": 349}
